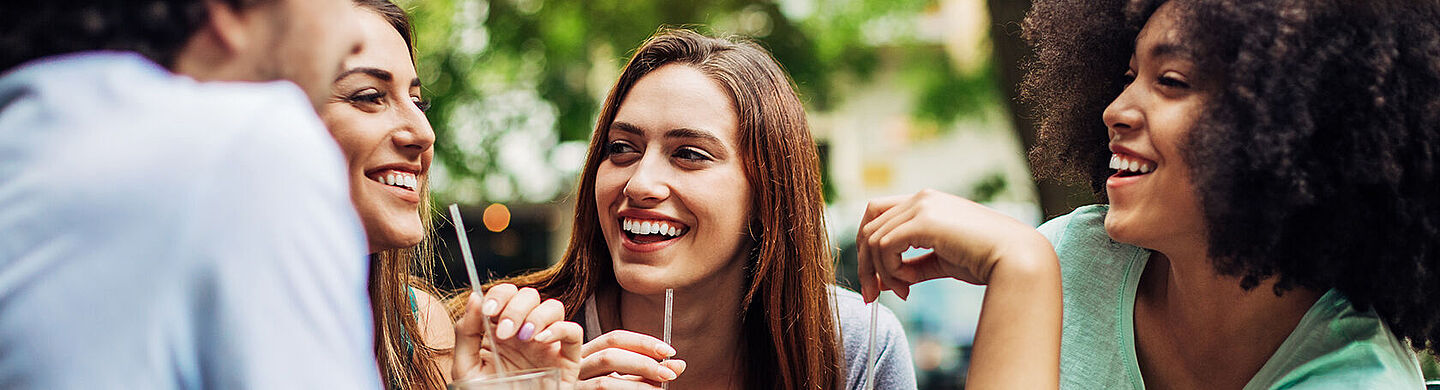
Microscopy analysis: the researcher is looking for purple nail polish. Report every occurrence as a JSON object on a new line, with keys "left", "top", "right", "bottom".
{"left": 517, "top": 322, "right": 535, "bottom": 341}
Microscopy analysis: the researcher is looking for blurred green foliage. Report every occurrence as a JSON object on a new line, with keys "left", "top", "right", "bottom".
{"left": 401, "top": 0, "right": 999, "bottom": 203}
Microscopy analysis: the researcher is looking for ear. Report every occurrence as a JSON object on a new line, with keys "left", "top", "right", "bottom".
{"left": 199, "top": 0, "right": 254, "bottom": 57}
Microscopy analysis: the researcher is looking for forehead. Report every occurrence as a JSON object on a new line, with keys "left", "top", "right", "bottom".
{"left": 343, "top": 7, "right": 416, "bottom": 80}
{"left": 1134, "top": 2, "right": 1190, "bottom": 60}
{"left": 612, "top": 64, "right": 739, "bottom": 143}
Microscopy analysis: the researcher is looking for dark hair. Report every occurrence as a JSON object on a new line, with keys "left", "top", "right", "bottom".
{"left": 1023, "top": 0, "right": 1440, "bottom": 352}
{"left": 0, "top": 0, "right": 266, "bottom": 72}
{"left": 486, "top": 28, "right": 843, "bottom": 389}
{"left": 347, "top": 1, "right": 446, "bottom": 390}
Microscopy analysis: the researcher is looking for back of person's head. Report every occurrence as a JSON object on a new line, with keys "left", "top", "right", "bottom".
{"left": 2, "top": 0, "right": 363, "bottom": 107}
{"left": 2, "top": 0, "right": 239, "bottom": 71}
{"left": 1023, "top": 0, "right": 1440, "bottom": 352}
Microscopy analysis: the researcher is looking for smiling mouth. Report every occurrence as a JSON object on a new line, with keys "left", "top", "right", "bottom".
{"left": 1110, "top": 153, "right": 1157, "bottom": 178}
{"left": 621, "top": 217, "right": 688, "bottom": 244}
{"left": 369, "top": 169, "right": 418, "bottom": 191}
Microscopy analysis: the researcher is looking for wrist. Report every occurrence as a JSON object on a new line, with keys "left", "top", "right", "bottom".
{"left": 983, "top": 231, "right": 1059, "bottom": 285}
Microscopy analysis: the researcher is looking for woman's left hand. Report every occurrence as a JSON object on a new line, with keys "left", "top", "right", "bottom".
{"left": 452, "top": 284, "right": 583, "bottom": 386}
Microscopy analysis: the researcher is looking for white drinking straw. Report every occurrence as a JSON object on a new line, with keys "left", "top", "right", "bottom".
{"left": 864, "top": 298, "right": 879, "bottom": 390}
{"left": 662, "top": 288, "right": 674, "bottom": 390}
{"left": 449, "top": 204, "right": 504, "bottom": 377}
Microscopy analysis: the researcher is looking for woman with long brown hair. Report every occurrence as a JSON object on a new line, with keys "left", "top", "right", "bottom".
{"left": 319, "top": 1, "right": 450, "bottom": 388}
{"left": 460, "top": 28, "right": 916, "bottom": 389}
{"left": 333, "top": 3, "right": 586, "bottom": 388}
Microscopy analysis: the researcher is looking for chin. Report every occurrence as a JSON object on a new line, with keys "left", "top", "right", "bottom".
{"left": 611, "top": 261, "right": 672, "bottom": 295}
{"left": 1103, "top": 210, "right": 1145, "bottom": 247}
{"left": 369, "top": 227, "right": 424, "bottom": 253}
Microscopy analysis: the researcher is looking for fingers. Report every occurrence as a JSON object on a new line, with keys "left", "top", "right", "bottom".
{"left": 578, "top": 375, "right": 664, "bottom": 390}
{"left": 493, "top": 287, "right": 541, "bottom": 340}
{"left": 580, "top": 330, "right": 675, "bottom": 359}
{"left": 864, "top": 201, "right": 918, "bottom": 299}
{"left": 481, "top": 283, "right": 519, "bottom": 317}
{"left": 859, "top": 195, "right": 911, "bottom": 302}
{"left": 452, "top": 292, "right": 488, "bottom": 380}
{"left": 579, "top": 348, "right": 682, "bottom": 382}
{"left": 520, "top": 299, "right": 566, "bottom": 341}
{"left": 532, "top": 321, "right": 585, "bottom": 362}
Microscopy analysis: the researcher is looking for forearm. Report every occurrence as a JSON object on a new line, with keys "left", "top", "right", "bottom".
{"left": 966, "top": 241, "right": 1062, "bottom": 389}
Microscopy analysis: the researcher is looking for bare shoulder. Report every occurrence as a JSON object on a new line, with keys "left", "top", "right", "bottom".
{"left": 411, "top": 288, "right": 457, "bottom": 349}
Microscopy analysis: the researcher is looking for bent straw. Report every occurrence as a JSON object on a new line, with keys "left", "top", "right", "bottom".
{"left": 449, "top": 204, "right": 504, "bottom": 377}
{"left": 864, "top": 299, "right": 879, "bottom": 390}
{"left": 662, "top": 288, "right": 674, "bottom": 390}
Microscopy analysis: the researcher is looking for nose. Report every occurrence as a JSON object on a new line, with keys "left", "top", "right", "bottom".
{"left": 1103, "top": 83, "right": 1145, "bottom": 139}
{"left": 622, "top": 153, "right": 671, "bottom": 206}
{"left": 392, "top": 107, "right": 435, "bottom": 153}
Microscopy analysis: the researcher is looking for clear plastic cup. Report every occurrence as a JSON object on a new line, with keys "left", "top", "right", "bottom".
{"left": 447, "top": 368, "right": 563, "bottom": 390}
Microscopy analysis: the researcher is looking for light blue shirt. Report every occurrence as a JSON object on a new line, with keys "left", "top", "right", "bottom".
{"left": 0, "top": 52, "right": 381, "bottom": 389}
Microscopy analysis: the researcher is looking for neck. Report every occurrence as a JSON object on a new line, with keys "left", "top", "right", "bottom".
{"left": 1136, "top": 246, "right": 1322, "bottom": 385}
{"left": 603, "top": 262, "right": 748, "bottom": 389}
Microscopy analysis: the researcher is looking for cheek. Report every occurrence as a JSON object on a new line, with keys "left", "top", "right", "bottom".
{"left": 593, "top": 163, "right": 627, "bottom": 213}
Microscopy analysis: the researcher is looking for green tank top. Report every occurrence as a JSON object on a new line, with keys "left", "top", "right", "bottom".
{"left": 1040, "top": 205, "right": 1425, "bottom": 389}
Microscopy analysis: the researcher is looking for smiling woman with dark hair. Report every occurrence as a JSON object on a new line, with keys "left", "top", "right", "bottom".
{"left": 861, "top": 0, "right": 1440, "bottom": 388}
{"left": 319, "top": 1, "right": 449, "bottom": 388}
{"left": 451, "top": 28, "right": 917, "bottom": 389}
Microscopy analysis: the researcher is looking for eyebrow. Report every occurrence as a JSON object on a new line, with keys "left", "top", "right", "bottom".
{"left": 1149, "top": 42, "right": 1192, "bottom": 60}
{"left": 611, "top": 121, "right": 728, "bottom": 152}
{"left": 334, "top": 67, "right": 392, "bottom": 82}
{"left": 335, "top": 67, "right": 424, "bottom": 90}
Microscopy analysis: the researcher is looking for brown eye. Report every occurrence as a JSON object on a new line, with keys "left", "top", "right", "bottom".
{"left": 347, "top": 88, "right": 385, "bottom": 107}
{"left": 672, "top": 147, "right": 711, "bottom": 162}
{"left": 1158, "top": 75, "right": 1191, "bottom": 89}
{"left": 411, "top": 96, "right": 432, "bottom": 112}
{"left": 605, "top": 141, "right": 640, "bottom": 164}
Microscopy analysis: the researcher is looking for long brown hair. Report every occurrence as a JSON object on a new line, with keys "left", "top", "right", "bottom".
{"left": 490, "top": 28, "right": 841, "bottom": 389}
{"left": 353, "top": 1, "right": 450, "bottom": 389}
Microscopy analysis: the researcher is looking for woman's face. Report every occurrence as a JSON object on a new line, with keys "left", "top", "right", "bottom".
{"left": 1101, "top": 2, "right": 1208, "bottom": 251}
{"left": 594, "top": 64, "right": 754, "bottom": 295}
{"left": 320, "top": 8, "right": 434, "bottom": 254}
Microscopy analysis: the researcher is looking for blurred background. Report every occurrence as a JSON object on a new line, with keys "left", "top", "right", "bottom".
{"left": 395, "top": 0, "right": 1438, "bottom": 387}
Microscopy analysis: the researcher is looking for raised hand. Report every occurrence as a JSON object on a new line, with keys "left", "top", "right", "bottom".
{"left": 576, "top": 330, "right": 685, "bottom": 389}
{"left": 453, "top": 284, "right": 583, "bottom": 386}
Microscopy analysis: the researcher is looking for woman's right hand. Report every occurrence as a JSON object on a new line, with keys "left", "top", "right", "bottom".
{"left": 577, "top": 330, "right": 686, "bottom": 389}
{"left": 453, "top": 284, "right": 584, "bottom": 385}
{"left": 855, "top": 189, "right": 1061, "bottom": 389}
{"left": 855, "top": 188, "right": 1057, "bottom": 301}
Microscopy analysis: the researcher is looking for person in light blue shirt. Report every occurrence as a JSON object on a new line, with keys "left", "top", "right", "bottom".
{"left": 0, "top": 0, "right": 380, "bottom": 389}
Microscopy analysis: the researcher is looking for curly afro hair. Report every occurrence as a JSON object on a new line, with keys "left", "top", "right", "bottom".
{"left": 1022, "top": 0, "right": 1440, "bottom": 352}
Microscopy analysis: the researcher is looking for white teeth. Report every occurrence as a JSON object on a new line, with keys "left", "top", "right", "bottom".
{"left": 406, "top": 175, "right": 417, "bottom": 189}
{"left": 622, "top": 218, "right": 686, "bottom": 237}
{"left": 1110, "top": 153, "right": 1157, "bottom": 174}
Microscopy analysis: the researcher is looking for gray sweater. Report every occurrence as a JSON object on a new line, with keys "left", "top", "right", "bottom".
{"left": 580, "top": 286, "right": 917, "bottom": 389}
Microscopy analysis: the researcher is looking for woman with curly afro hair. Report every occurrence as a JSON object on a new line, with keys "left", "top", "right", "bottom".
{"left": 858, "top": 0, "right": 1439, "bottom": 388}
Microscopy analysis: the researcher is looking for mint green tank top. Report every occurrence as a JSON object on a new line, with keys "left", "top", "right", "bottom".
{"left": 1039, "top": 205, "right": 1425, "bottom": 389}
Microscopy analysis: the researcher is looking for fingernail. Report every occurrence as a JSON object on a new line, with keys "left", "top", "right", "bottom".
{"left": 534, "top": 329, "right": 553, "bottom": 342}
{"left": 482, "top": 299, "right": 498, "bottom": 316}
{"left": 657, "top": 366, "right": 677, "bottom": 381}
{"left": 656, "top": 343, "right": 676, "bottom": 357}
{"left": 496, "top": 319, "right": 515, "bottom": 339}
{"left": 517, "top": 322, "right": 535, "bottom": 341}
